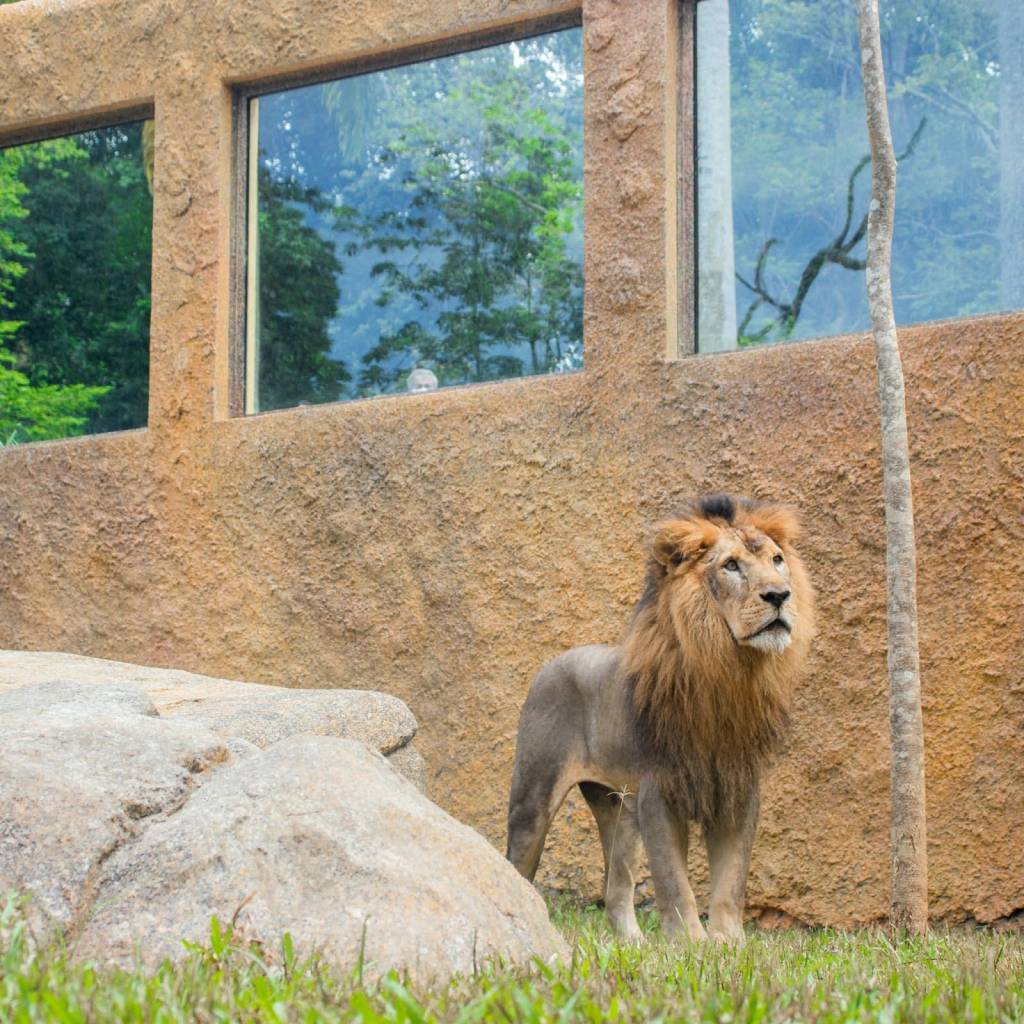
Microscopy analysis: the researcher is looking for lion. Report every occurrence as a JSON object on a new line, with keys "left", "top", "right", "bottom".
{"left": 506, "top": 494, "right": 814, "bottom": 943}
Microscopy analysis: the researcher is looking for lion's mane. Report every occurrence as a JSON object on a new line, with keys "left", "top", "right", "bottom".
{"left": 621, "top": 495, "right": 814, "bottom": 827}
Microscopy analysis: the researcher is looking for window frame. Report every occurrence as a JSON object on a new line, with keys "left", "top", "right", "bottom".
{"left": 228, "top": 9, "right": 584, "bottom": 418}
{"left": 677, "top": 0, "right": 699, "bottom": 359}
{"left": 0, "top": 103, "right": 154, "bottom": 153}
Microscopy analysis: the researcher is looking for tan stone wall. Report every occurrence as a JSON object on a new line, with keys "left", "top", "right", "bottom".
{"left": 1, "top": 0, "right": 1021, "bottom": 928}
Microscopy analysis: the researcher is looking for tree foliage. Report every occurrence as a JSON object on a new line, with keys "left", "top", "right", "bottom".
{"left": 6, "top": 125, "right": 152, "bottom": 435}
{"left": 725, "top": 0, "right": 1008, "bottom": 347}
{"left": 253, "top": 30, "right": 583, "bottom": 407}
{"left": 348, "top": 72, "right": 583, "bottom": 391}
{"left": 0, "top": 351, "right": 109, "bottom": 445}
{"left": 255, "top": 172, "right": 348, "bottom": 412}
{"left": 0, "top": 138, "right": 111, "bottom": 445}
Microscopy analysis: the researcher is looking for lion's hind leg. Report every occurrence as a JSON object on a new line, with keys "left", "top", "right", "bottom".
{"left": 580, "top": 781, "right": 644, "bottom": 942}
{"left": 507, "top": 658, "right": 588, "bottom": 883}
{"left": 506, "top": 759, "right": 576, "bottom": 883}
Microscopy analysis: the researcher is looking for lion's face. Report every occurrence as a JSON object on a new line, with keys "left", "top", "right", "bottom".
{"left": 699, "top": 527, "right": 794, "bottom": 652}
{"left": 651, "top": 499, "right": 809, "bottom": 658}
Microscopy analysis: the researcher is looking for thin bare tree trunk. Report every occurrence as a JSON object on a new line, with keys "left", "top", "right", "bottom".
{"left": 856, "top": 0, "right": 928, "bottom": 936}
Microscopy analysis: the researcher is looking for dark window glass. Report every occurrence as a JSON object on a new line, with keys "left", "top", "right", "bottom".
{"left": 246, "top": 26, "right": 583, "bottom": 412}
{"left": 697, "top": 0, "right": 1021, "bottom": 351}
{"left": 0, "top": 120, "right": 153, "bottom": 444}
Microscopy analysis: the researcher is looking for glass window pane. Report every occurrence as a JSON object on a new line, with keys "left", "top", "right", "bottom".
{"left": 0, "top": 121, "right": 153, "bottom": 443}
{"left": 697, "top": 0, "right": 1020, "bottom": 352}
{"left": 247, "top": 26, "right": 583, "bottom": 413}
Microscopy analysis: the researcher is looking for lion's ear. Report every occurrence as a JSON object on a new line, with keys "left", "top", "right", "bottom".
{"left": 652, "top": 519, "right": 719, "bottom": 567}
{"left": 748, "top": 504, "right": 800, "bottom": 546}
{"left": 652, "top": 528, "right": 685, "bottom": 567}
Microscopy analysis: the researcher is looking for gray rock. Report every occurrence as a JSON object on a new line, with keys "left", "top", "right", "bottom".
{"left": 78, "top": 735, "right": 567, "bottom": 980}
{"left": 0, "top": 650, "right": 422, "bottom": 787}
{"left": 224, "top": 736, "right": 261, "bottom": 760}
{"left": 165, "top": 688, "right": 414, "bottom": 757}
{"left": 0, "top": 681, "right": 230, "bottom": 937}
{"left": 0, "top": 668, "right": 565, "bottom": 981}
{"left": 385, "top": 742, "right": 428, "bottom": 792}
{"left": 0, "top": 678, "right": 157, "bottom": 718}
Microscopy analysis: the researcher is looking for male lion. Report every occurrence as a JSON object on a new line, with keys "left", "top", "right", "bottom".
{"left": 506, "top": 494, "right": 814, "bottom": 943}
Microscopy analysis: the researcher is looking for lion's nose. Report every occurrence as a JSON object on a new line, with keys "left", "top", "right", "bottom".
{"left": 761, "top": 589, "right": 790, "bottom": 609}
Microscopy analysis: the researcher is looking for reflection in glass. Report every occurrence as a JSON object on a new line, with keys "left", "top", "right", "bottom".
{"left": 247, "top": 27, "right": 584, "bottom": 413}
{"left": 0, "top": 121, "right": 153, "bottom": 444}
{"left": 697, "top": 0, "right": 1022, "bottom": 351}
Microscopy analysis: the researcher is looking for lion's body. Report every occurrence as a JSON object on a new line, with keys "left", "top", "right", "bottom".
{"left": 506, "top": 495, "right": 814, "bottom": 943}
{"left": 509, "top": 643, "right": 638, "bottom": 794}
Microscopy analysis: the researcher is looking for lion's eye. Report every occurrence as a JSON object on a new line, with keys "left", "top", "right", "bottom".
{"left": 773, "top": 554, "right": 784, "bottom": 566}
{"left": 724, "top": 559, "right": 739, "bottom": 572}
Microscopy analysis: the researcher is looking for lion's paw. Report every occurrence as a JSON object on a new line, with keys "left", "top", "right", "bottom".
{"left": 707, "top": 925, "right": 746, "bottom": 946}
{"left": 618, "top": 925, "right": 645, "bottom": 945}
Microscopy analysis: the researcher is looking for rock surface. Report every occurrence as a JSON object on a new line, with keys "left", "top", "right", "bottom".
{"left": 0, "top": 650, "right": 425, "bottom": 789}
{"left": 79, "top": 734, "right": 566, "bottom": 978}
{"left": 0, "top": 682, "right": 566, "bottom": 979}
{"left": 0, "top": 681, "right": 230, "bottom": 935}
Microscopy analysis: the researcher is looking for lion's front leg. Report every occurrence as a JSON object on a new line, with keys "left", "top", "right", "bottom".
{"left": 637, "top": 777, "right": 707, "bottom": 942}
{"left": 704, "top": 787, "right": 759, "bottom": 944}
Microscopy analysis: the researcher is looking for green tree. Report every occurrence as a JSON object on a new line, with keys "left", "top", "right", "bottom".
{"left": 723, "top": 0, "right": 1005, "bottom": 347}
{"left": 0, "top": 352, "right": 109, "bottom": 445}
{"left": 7, "top": 124, "right": 152, "bottom": 434}
{"left": 352, "top": 77, "right": 583, "bottom": 390}
{"left": 255, "top": 171, "right": 348, "bottom": 411}
{"left": 252, "top": 28, "right": 583, "bottom": 402}
{"left": 0, "top": 139, "right": 108, "bottom": 445}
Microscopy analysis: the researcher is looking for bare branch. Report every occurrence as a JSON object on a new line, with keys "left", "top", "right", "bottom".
{"left": 736, "top": 116, "right": 924, "bottom": 343}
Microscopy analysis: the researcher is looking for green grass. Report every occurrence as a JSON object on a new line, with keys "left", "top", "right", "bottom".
{"left": 2, "top": 895, "right": 1023, "bottom": 1023}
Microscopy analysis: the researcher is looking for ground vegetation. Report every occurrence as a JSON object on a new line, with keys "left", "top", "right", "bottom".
{"left": 2, "top": 896, "right": 1022, "bottom": 1022}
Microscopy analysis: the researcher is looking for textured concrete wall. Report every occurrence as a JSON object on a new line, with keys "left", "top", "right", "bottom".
{"left": 1, "top": 0, "right": 1022, "bottom": 928}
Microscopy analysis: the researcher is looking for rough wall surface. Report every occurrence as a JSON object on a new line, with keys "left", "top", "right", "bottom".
{"left": 0, "top": 0, "right": 1022, "bottom": 928}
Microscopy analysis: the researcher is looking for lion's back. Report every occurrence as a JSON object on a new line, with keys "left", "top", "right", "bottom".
{"left": 528, "top": 643, "right": 620, "bottom": 706}
{"left": 514, "top": 644, "right": 621, "bottom": 740}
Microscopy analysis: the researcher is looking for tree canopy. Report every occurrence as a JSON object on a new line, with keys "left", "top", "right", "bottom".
{"left": 251, "top": 27, "right": 584, "bottom": 410}
{"left": 709, "top": 0, "right": 1013, "bottom": 349}
{"left": 0, "top": 123, "right": 151, "bottom": 444}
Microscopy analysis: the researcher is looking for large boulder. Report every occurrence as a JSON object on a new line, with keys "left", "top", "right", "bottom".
{"left": 0, "top": 681, "right": 230, "bottom": 935}
{"left": 0, "top": 650, "right": 424, "bottom": 788}
{"left": 79, "top": 734, "right": 566, "bottom": 979}
{"left": 0, "top": 680, "right": 566, "bottom": 979}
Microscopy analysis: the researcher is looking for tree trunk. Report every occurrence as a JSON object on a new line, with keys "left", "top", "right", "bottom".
{"left": 1000, "top": 0, "right": 1024, "bottom": 311}
{"left": 696, "top": 0, "right": 737, "bottom": 351}
{"left": 856, "top": 0, "right": 928, "bottom": 936}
